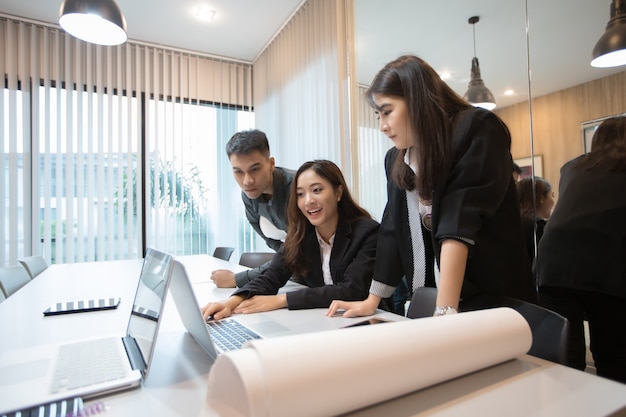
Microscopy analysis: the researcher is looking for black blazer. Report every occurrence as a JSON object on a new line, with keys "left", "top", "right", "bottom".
{"left": 537, "top": 156, "right": 626, "bottom": 298}
{"left": 373, "top": 108, "right": 535, "bottom": 303}
{"left": 233, "top": 216, "right": 379, "bottom": 309}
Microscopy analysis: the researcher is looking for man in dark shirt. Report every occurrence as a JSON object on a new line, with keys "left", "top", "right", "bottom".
{"left": 211, "top": 129, "right": 295, "bottom": 288}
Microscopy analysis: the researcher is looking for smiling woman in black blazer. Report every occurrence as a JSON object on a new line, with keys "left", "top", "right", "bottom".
{"left": 201, "top": 160, "right": 379, "bottom": 320}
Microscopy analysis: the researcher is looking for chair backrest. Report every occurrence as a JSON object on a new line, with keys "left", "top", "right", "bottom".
{"left": 407, "top": 288, "right": 569, "bottom": 365}
{"left": 17, "top": 255, "right": 48, "bottom": 279}
{"left": 406, "top": 287, "right": 438, "bottom": 319}
{"left": 238, "top": 252, "right": 275, "bottom": 268}
{"left": 0, "top": 265, "right": 32, "bottom": 297}
{"left": 462, "top": 294, "right": 570, "bottom": 365}
{"left": 212, "top": 247, "right": 235, "bottom": 262}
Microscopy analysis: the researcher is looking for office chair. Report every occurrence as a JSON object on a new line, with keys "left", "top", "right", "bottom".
{"left": 17, "top": 255, "right": 48, "bottom": 279}
{"left": 406, "top": 287, "right": 438, "bottom": 319}
{"left": 212, "top": 247, "right": 235, "bottom": 262}
{"left": 238, "top": 252, "right": 275, "bottom": 268}
{"left": 465, "top": 293, "right": 570, "bottom": 365}
{"left": 407, "top": 287, "right": 569, "bottom": 365}
{"left": 0, "top": 265, "right": 32, "bottom": 297}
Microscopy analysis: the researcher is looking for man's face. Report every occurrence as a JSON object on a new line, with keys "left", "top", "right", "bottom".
{"left": 229, "top": 151, "right": 275, "bottom": 199}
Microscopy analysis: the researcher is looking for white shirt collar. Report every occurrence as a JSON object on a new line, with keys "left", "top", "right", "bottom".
{"left": 315, "top": 228, "right": 335, "bottom": 285}
{"left": 404, "top": 147, "right": 418, "bottom": 174}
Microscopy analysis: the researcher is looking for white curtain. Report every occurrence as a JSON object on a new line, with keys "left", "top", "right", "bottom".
{"left": 1, "top": 16, "right": 253, "bottom": 266}
{"left": 252, "top": 0, "right": 391, "bottom": 225}
{"left": 253, "top": 0, "right": 354, "bottom": 181}
{"left": 356, "top": 85, "right": 392, "bottom": 221}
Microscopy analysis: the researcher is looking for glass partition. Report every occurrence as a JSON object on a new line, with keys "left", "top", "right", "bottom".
{"left": 352, "top": 0, "right": 626, "bottom": 270}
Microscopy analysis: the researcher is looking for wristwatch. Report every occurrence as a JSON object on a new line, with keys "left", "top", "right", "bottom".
{"left": 433, "top": 306, "right": 458, "bottom": 316}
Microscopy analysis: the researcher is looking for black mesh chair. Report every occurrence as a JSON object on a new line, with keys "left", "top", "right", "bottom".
{"left": 238, "top": 252, "right": 275, "bottom": 268}
{"left": 406, "top": 287, "right": 438, "bottom": 319}
{"left": 212, "top": 247, "right": 235, "bottom": 261}
{"left": 407, "top": 287, "right": 570, "bottom": 365}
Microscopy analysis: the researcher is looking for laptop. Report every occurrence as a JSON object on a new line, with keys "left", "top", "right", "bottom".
{"left": 170, "top": 260, "right": 261, "bottom": 359}
{"left": 0, "top": 248, "right": 175, "bottom": 415}
{"left": 169, "top": 259, "right": 407, "bottom": 360}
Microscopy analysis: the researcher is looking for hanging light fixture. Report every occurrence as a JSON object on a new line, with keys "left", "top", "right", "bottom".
{"left": 59, "top": 0, "right": 128, "bottom": 46}
{"left": 591, "top": 0, "right": 626, "bottom": 68}
{"left": 463, "top": 16, "right": 496, "bottom": 111}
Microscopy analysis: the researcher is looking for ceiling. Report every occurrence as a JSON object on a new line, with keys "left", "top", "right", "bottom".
{"left": 0, "top": 0, "right": 623, "bottom": 109}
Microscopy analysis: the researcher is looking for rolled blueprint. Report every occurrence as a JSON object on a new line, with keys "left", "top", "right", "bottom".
{"left": 205, "top": 307, "right": 531, "bottom": 417}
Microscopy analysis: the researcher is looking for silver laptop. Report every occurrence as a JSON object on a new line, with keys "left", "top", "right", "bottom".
{"left": 169, "top": 259, "right": 407, "bottom": 360}
{"left": 169, "top": 260, "right": 299, "bottom": 359}
{"left": 0, "top": 248, "right": 174, "bottom": 415}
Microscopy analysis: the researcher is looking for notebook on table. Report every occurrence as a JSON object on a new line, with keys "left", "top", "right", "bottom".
{"left": 0, "top": 248, "right": 175, "bottom": 415}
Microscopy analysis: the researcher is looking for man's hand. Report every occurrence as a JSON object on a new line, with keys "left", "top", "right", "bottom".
{"left": 211, "top": 269, "right": 237, "bottom": 288}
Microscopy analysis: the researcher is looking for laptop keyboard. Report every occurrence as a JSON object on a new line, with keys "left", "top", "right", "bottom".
{"left": 206, "top": 319, "right": 261, "bottom": 352}
{"left": 51, "top": 337, "right": 127, "bottom": 393}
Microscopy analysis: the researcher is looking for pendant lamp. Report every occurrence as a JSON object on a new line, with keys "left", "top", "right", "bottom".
{"left": 59, "top": 0, "right": 128, "bottom": 46}
{"left": 463, "top": 16, "right": 496, "bottom": 111}
{"left": 591, "top": 0, "right": 626, "bottom": 68}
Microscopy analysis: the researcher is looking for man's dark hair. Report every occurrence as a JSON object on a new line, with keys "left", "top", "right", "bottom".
{"left": 225, "top": 129, "right": 270, "bottom": 158}
{"left": 512, "top": 162, "right": 523, "bottom": 175}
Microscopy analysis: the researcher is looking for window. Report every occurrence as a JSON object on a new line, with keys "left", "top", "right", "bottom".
{"left": 1, "top": 18, "right": 255, "bottom": 266}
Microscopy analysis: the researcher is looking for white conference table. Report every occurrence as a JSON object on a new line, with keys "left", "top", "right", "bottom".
{"left": 1, "top": 255, "right": 626, "bottom": 417}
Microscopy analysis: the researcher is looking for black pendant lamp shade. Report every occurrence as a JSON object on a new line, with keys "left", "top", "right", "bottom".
{"left": 591, "top": 0, "right": 626, "bottom": 68}
{"left": 59, "top": 0, "right": 128, "bottom": 46}
{"left": 464, "top": 57, "right": 496, "bottom": 111}
{"left": 463, "top": 16, "right": 496, "bottom": 110}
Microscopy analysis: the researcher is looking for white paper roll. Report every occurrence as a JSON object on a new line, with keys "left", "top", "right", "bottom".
{"left": 205, "top": 307, "right": 531, "bottom": 417}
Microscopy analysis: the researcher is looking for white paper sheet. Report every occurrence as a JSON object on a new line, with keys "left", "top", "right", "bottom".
{"left": 205, "top": 307, "right": 531, "bottom": 417}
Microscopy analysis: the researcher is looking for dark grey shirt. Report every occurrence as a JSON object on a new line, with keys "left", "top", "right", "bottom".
{"left": 235, "top": 166, "right": 295, "bottom": 287}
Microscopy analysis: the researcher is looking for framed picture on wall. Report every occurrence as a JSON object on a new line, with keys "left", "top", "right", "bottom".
{"left": 514, "top": 155, "right": 543, "bottom": 179}
{"left": 582, "top": 113, "right": 626, "bottom": 153}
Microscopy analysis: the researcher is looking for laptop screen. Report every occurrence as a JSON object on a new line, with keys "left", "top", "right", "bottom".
{"left": 126, "top": 248, "right": 174, "bottom": 374}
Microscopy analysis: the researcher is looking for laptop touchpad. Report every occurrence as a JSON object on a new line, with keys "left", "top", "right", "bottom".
{"left": 0, "top": 359, "right": 49, "bottom": 385}
{"left": 249, "top": 321, "right": 290, "bottom": 336}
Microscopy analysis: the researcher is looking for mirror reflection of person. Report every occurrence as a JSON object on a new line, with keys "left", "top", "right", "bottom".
{"left": 516, "top": 176, "right": 555, "bottom": 264}
{"left": 512, "top": 162, "right": 523, "bottom": 182}
{"left": 326, "top": 55, "right": 536, "bottom": 319}
{"left": 201, "top": 160, "right": 379, "bottom": 319}
{"left": 210, "top": 130, "right": 295, "bottom": 288}
{"left": 536, "top": 116, "right": 626, "bottom": 383}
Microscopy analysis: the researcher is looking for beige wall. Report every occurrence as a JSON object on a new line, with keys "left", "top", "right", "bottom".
{"left": 496, "top": 70, "right": 626, "bottom": 194}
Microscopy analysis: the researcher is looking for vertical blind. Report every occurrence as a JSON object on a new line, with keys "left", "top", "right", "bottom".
{"left": 1, "top": 16, "right": 254, "bottom": 266}
{"left": 252, "top": 0, "right": 390, "bottom": 222}
{"left": 253, "top": 0, "right": 353, "bottom": 176}
{"left": 356, "top": 84, "right": 391, "bottom": 221}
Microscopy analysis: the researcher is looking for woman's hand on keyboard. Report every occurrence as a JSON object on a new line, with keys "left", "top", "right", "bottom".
{"left": 201, "top": 295, "right": 245, "bottom": 320}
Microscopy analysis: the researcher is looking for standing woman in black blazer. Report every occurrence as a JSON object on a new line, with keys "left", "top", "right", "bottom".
{"left": 201, "top": 160, "right": 379, "bottom": 320}
{"left": 327, "top": 55, "right": 535, "bottom": 319}
{"left": 536, "top": 116, "right": 626, "bottom": 382}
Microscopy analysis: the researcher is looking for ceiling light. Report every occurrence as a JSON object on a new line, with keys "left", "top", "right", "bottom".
{"left": 591, "top": 0, "right": 626, "bottom": 68}
{"left": 504, "top": 89, "right": 514, "bottom": 96}
{"left": 439, "top": 71, "right": 452, "bottom": 80}
{"left": 463, "top": 16, "right": 496, "bottom": 111}
{"left": 59, "top": 0, "right": 127, "bottom": 46}
{"left": 195, "top": 7, "right": 216, "bottom": 21}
